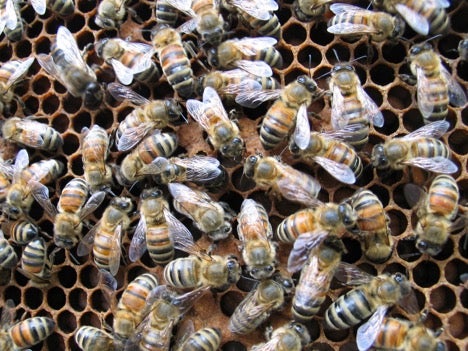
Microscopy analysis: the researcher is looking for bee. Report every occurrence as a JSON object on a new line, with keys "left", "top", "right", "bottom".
{"left": 163, "top": 229, "right": 241, "bottom": 290}
{"left": 371, "top": 120, "right": 457, "bottom": 174}
{"left": 327, "top": 4, "right": 406, "bottom": 43}
{"left": 95, "top": 38, "right": 160, "bottom": 86}
{"left": 0, "top": 157, "right": 12, "bottom": 203}
{"left": 155, "top": 0, "right": 179, "bottom": 26}
{"left": 0, "top": 229, "right": 18, "bottom": 284}
{"left": 328, "top": 61, "right": 384, "bottom": 150}
{"left": 237, "top": 199, "right": 277, "bottom": 280}
{"left": 405, "top": 42, "right": 466, "bottom": 124}
{"left": 343, "top": 189, "right": 393, "bottom": 263}
{"left": 37, "top": 26, "right": 103, "bottom": 109}
{"left": 77, "top": 196, "right": 133, "bottom": 276}
{"left": 166, "top": 0, "right": 225, "bottom": 46}
{"left": 0, "top": 0, "right": 18, "bottom": 36}
{"left": 4, "top": 149, "right": 64, "bottom": 220}
{"left": 3, "top": 219, "right": 39, "bottom": 245}
{"left": 119, "top": 131, "right": 178, "bottom": 184}
{"left": 4, "top": 0, "right": 23, "bottom": 42}
{"left": 229, "top": 275, "right": 294, "bottom": 334}
{"left": 0, "top": 300, "right": 55, "bottom": 350}
{"left": 0, "top": 57, "right": 34, "bottom": 115}
{"left": 175, "top": 325, "right": 222, "bottom": 351}
{"left": 404, "top": 174, "right": 460, "bottom": 256}
{"left": 113, "top": 272, "right": 159, "bottom": 340}
{"left": 75, "top": 326, "right": 115, "bottom": 351}
{"left": 30, "top": 0, "right": 75, "bottom": 17}
{"left": 30, "top": 177, "right": 106, "bottom": 249}
{"left": 356, "top": 309, "right": 446, "bottom": 351}
{"left": 222, "top": 0, "right": 281, "bottom": 39}
{"left": 292, "top": 0, "right": 333, "bottom": 22}
{"left": 250, "top": 321, "right": 311, "bottom": 351}
{"left": 288, "top": 234, "right": 345, "bottom": 321}
{"left": 186, "top": 86, "right": 244, "bottom": 160}
{"left": 168, "top": 182, "right": 234, "bottom": 241}
{"left": 289, "top": 126, "right": 363, "bottom": 184}
{"left": 244, "top": 155, "right": 321, "bottom": 208}
{"left": 18, "top": 237, "right": 57, "bottom": 287}
{"left": 95, "top": 0, "right": 129, "bottom": 29}
{"left": 324, "top": 265, "right": 417, "bottom": 330}
{"left": 1, "top": 117, "right": 63, "bottom": 152}
{"left": 129, "top": 188, "right": 194, "bottom": 265}
{"left": 108, "top": 83, "right": 183, "bottom": 152}
{"left": 207, "top": 37, "right": 283, "bottom": 77}
{"left": 81, "top": 125, "right": 112, "bottom": 192}
{"left": 372, "top": 0, "right": 449, "bottom": 35}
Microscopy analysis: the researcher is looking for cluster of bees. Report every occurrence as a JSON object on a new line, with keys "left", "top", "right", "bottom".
{"left": 0, "top": 0, "right": 465, "bottom": 349}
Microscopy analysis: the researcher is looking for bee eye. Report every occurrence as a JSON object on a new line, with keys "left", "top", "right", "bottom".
{"left": 266, "top": 265, "right": 274, "bottom": 272}
{"left": 248, "top": 156, "right": 257, "bottom": 164}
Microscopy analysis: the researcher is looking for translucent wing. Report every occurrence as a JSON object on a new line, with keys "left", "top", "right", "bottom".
{"left": 356, "top": 305, "right": 388, "bottom": 351}
{"left": 275, "top": 164, "right": 321, "bottom": 207}
{"left": 395, "top": 3, "right": 429, "bottom": 35}
{"left": 165, "top": 208, "right": 195, "bottom": 252}
{"left": 0, "top": 0, "right": 18, "bottom": 32}
{"left": 235, "top": 60, "right": 273, "bottom": 77}
{"left": 402, "top": 156, "right": 458, "bottom": 174}
{"left": 111, "top": 59, "right": 135, "bottom": 85}
{"left": 441, "top": 65, "right": 467, "bottom": 107}
{"left": 14, "top": 120, "right": 46, "bottom": 147}
{"left": 119, "top": 40, "right": 154, "bottom": 55}
{"left": 329, "top": 3, "right": 367, "bottom": 14}
{"left": 416, "top": 66, "right": 435, "bottom": 118}
{"left": 186, "top": 99, "right": 210, "bottom": 131}
{"left": 402, "top": 120, "right": 449, "bottom": 140}
{"left": 174, "top": 156, "right": 222, "bottom": 182}
{"left": 79, "top": 191, "right": 106, "bottom": 220}
{"left": 177, "top": 18, "right": 197, "bottom": 34}
{"left": 1, "top": 299, "right": 15, "bottom": 326}
{"left": 117, "top": 123, "right": 155, "bottom": 152}
{"left": 29, "top": 180, "right": 58, "bottom": 219}
{"left": 323, "top": 123, "right": 368, "bottom": 141}
{"left": 293, "top": 104, "right": 311, "bottom": 150}
{"left": 56, "top": 26, "right": 92, "bottom": 75}
{"left": 77, "top": 221, "right": 100, "bottom": 256}
{"left": 331, "top": 82, "right": 348, "bottom": 129}
{"left": 328, "top": 23, "right": 378, "bottom": 35}
{"left": 314, "top": 156, "right": 356, "bottom": 184}
{"left": 107, "top": 82, "right": 150, "bottom": 105}
{"left": 432, "top": 0, "right": 450, "bottom": 8}
{"left": 172, "top": 286, "right": 210, "bottom": 315}
{"left": 230, "top": 0, "right": 277, "bottom": 20}
{"left": 29, "top": 0, "right": 46, "bottom": 15}
{"left": 229, "top": 292, "right": 277, "bottom": 334}
{"left": 356, "top": 84, "right": 384, "bottom": 127}
{"left": 232, "top": 37, "right": 277, "bottom": 56}
{"left": 12, "top": 149, "right": 29, "bottom": 183}
{"left": 82, "top": 127, "right": 109, "bottom": 167}
{"left": 6, "top": 57, "right": 34, "bottom": 89}
{"left": 166, "top": 0, "right": 195, "bottom": 16}
{"left": 287, "top": 230, "right": 328, "bottom": 273}
{"left": 37, "top": 54, "right": 63, "bottom": 85}
{"left": 334, "top": 262, "right": 374, "bottom": 285}
{"left": 108, "top": 224, "right": 123, "bottom": 276}
{"left": 403, "top": 183, "right": 426, "bottom": 208}
{"left": 235, "top": 86, "right": 280, "bottom": 108}
{"left": 203, "top": 86, "right": 230, "bottom": 121}
{"left": 129, "top": 215, "right": 147, "bottom": 262}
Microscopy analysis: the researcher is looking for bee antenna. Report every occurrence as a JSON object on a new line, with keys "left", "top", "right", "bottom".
{"left": 332, "top": 48, "right": 340, "bottom": 63}
{"left": 180, "top": 111, "right": 188, "bottom": 123}
{"left": 315, "top": 70, "right": 332, "bottom": 80}
{"left": 308, "top": 54, "right": 312, "bottom": 77}
{"left": 424, "top": 34, "right": 443, "bottom": 44}
{"left": 279, "top": 145, "right": 288, "bottom": 157}
{"left": 351, "top": 55, "right": 367, "bottom": 63}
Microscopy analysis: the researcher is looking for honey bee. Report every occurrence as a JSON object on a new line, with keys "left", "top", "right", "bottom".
{"left": 37, "top": 26, "right": 103, "bottom": 109}
{"left": 81, "top": 125, "right": 112, "bottom": 192}
{"left": 276, "top": 200, "right": 355, "bottom": 243}
{"left": 30, "top": 0, "right": 75, "bottom": 17}
{"left": 356, "top": 309, "right": 446, "bottom": 351}
{"left": 129, "top": 187, "right": 194, "bottom": 265}
{"left": 405, "top": 42, "right": 466, "bottom": 124}
{"left": 0, "top": 229, "right": 18, "bottom": 284}
{"left": 207, "top": 37, "right": 282, "bottom": 77}
{"left": 372, "top": 0, "right": 449, "bottom": 35}
{"left": 237, "top": 198, "right": 277, "bottom": 280}
{"left": 371, "top": 120, "right": 457, "bottom": 174}
{"left": 329, "top": 62, "right": 384, "bottom": 150}
{"left": 1, "top": 117, "right": 63, "bottom": 152}
{"left": 324, "top": 265, "right": 417, "bottom": 330}
{"left": 77, "top": 196, "right": 133, "bottom": 276}
{"left": 163, "top": 230, "right": 241, "bottom": 290}
{"left": 18, "top": 237, "right": 57, "bottom": 287}
{"left": 30, "top": 177, "right": 106, "bottom": 249}
{"left": 151, "top": 24, "right": 195, "bottom": 98}
{"left": 327, "top": 4, "right": 406, "bottom": 43}
{"left": 222, "top": 0, "right": 281, "bottom": 39}
{"left": 3, "top": 219, "right": 39, "bottom": 245}
{"left": 404, "top": 174, "right": 460, "bottom": 256}
{"left": 0, "top": 300, "right": 55, "bottom": 350}
{"left": 75, "top": 326, "right": 115, "bottom": 351}
{"left": 155, "top": 0, "right": 179, "bottom": 26}
{"left": 251, "top": 321, "right": 311, "bottom": 351}
{"left": 95, "top": 38, "right": 159, "bottom": 85}
{"left": 244, "top": 155, "right": 321, "bottom": 208}
{"left": 0, "top": 0, "right": 18, "bottom": 36}
{"left": 119, "top": 131, "right": 178, "bottom": 184}
{"left": 166, "top": 0, "right": 225, "bottom": 45}
{"left": 343, "top": 189, "right": 393, "bottom": 263}
{"left": 108, "top": 83, "right": 183, "bottom": 152}
{"left": 289, "top": 126, "right": 363, "bottom": 184}
{"left": 292, "top": 0, "right": 333, "bottom": 22}
{"left": 95, "top": 0, "right": 129, "bottom": 29}
{"left": 175, "top": 325, "right": 222, "bottom": 351}
{"left": 186, "top": 86, "right": 244, "bottom": 160}
{"left": 4, "top": 0, "right": 23, "bottom": 42}
{"left": 4, "top": 149, "right": 64, "bottom": 220}
{"left": 287, "top": 234, "right": 345, "bottom": 321}
{"left": 229, "top": 275, "right": 294, "bottom": 334}
{"left": 0, "top": 57, "right": 34, "bottom": 115}
{"left": 113, "top": 272, "right": 159, "bottom": 340}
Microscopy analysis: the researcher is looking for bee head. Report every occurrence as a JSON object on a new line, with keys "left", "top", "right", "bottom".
{"left": 371, "top": 144, "right": 389, "bottom": 169}
{"left": 84, "top": 83, "right": 103, "bottom": 109}
{"left": 141, "top": 188, "right": 163, "bottom": 200}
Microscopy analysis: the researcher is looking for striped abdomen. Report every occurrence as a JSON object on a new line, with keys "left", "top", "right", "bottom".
{"left": 9, "top": 219, "right": 39, "bottom": 245}
{"left": 427, "top": 174, "right": 459, "bottom": 218}
{"left": 58, "top": 178, "right": 89, "bottom": 214}
{"left": 47, "top": 0, "right": 75, "bottom": 16}
{"left": 276, "top": 208, "right": 317, "bottom": 243}
{"left": 135, "top": 132, "right": 178, "bottom": 165}
{"left": 9, "top": 317, "right": 55, "bottom": 349}
{"left": 181, "top": 327, "right": 222, "bottom": 351}
{"left": 418, "top": 73, "right": 449, "bottom": 123}
{"left": 0, "top": 237, "right": 18, "bottom": 269}
{"left": 239, "top": 12, "right": 281, "bottom": 39}
{"left": 253, "top": 46, "right": 283, "bottom": 69}
{"left": 373, "top": 318, "right": 409, "bottom": 350}
{"left": 261, "top": 100, "right": 296, "bottom": 150}
{"left": 351, "top": 189, "right": 387, "bottom": 233}
{"left": 146, "top": 223, "right": 174, "bottom": 264}
{"left": 164, "top": 256, "right": 200, "bottom": 288}
{"left": 21, "top": 238, "right": 53, "bottom": 286}
{"left": 324, "top": 140, "right": 363, "bottom": 178}
{"left": 75, "top": 326, "right": 114, "bottom": 351}
{"left": 410, "top": 137, "right": 451, "bottom": 159}
{"left": 155, "top": 0, "right": 178, "bottom": 26}
{"left": 341, "top": 96, "right": 370, "bottom": 150}
{"left": 160, "top": 43, "right": 194, "bottom": 98}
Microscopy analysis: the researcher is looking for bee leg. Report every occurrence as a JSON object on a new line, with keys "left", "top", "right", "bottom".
{"left": 399, "top": 74, "right": 417, "bottom": 85}
{"left": 184, "top": 41, "right": 210, "bottom": 73}
{"left": 228, "top": 108, "right": 242, "bottom": 122}
{"left": 264, "top": 325, "right": 274, "bottom": 340}
{"left": 366, "top": 37, "right": 375, "bottom": 64}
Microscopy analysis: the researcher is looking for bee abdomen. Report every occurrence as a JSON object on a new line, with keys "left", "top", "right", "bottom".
{"left": 9, "top": 317, "right": 55, "bottom": 348}
{"left": 146, "top": 225, "right": 174, "bottom": 264}
{"left": 261, "top": 101, "right": 295, "bottom": 150}
{"left": 182, "top": 327, "right": 222, "bottom": 351}
{"left": 428, "top": 175, "right": 459, "bottom": 217}
{"left": 164, "top": 257, "right": 199, "bottom": 288}
{"left": 325, "top": 289, "right": 374, "bottom": 330}
{"left": 0, "top": 238, "right": 18, "bottom": 269}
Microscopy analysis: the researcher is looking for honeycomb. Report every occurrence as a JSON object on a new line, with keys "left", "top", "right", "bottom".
{"left": 0, "top": 0, "right": 466, "bottom": 349}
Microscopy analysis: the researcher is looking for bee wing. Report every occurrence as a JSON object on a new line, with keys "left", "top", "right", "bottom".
{"left": 398, "top": 287, "right": 419, "bottom": 314}
{"left": 12, "top": 149, "right": 29, "bottom": 183}
{"left": 334, "top": 261, "right": 374, "bottom": 286}
{"left": 275, "top": 166, "right": 321, "bottom": 207}
{"left": 432, "top": 0, "right": 450, "bottom": 8}
{"left": 402, "top": 120, "right": 449, "bottom": 140}
{"left": 175, "top": 156, "right": 222, "bottom": 182}
{"left": 119, "top": 40, "right": 154, "bottom": 55}
{"left": 129, "top": 216, "right": 147, "bottom": 262}
{"left": 117, "top": 123, "right": 155, "bottom": 152}
{"left": 230, "top": 0, "right": 277, "bottom": 20}
{"left": 415, "top": 66, "right": 436, "bottom": 118}
{"left": 292, "top": 104, "right": 311, "bottom": 150}
{"left": 356, "top": 305, "right": 388, "bottom": 351}
{"left": 29, "top": 179, "right": 58, "bottom": 219}
{"left": 37, "top": 54, "right": 65, "bottom": 86}
{"left": 251, "top": 333, "right": 286, "bottom": 351}
{"left": 328, "top": 22, "right": 379, "bottom": 35}
{"left": 235, "top": 85, "right": 280, "bottom": 108}
{"left": 56, "top": 26, "right": 94, "bottom": 76}
{"left": 402, "top": 156, "right": 458, "bottom": 174}
{"left": 14, "top": 120, "right": 47, "bottom": 147}
{"left": 79, "top": 191, "right": 106, "bottom": 220}
{"left": 0, "top": 0, "right": 17, "bottom": 32}
{"left": 6, "top": 57, "right": 34, "bottom": 89}
{"left": 394, "top": 3, "right": 429, "bottom": 35}
{"left": 1, "top": 299, "right": 15, "bottom": 325}
{"left": 329, "top": 3, "right": 369, "bottom": 14}
{"left": 403, "top": 183, "right": 426, "bottom": 208}
{"left": 233, "top": 37, "right": 278, "bottom": 55}
{"left": 287, "top": 230, "right": 329, "bottom": 273}
{"left": 203, "top": 86, "right": 230, "bottom": 121}
{"left": 164, "top": 208, "right": 195, "bottom": 249}
{"left": 323, "top": 123, "right": 364, "bottom": 141}
{"left": 235, "top": 60, "right": 273, "bottom": 77}
{"left": 356, "top": 85, "right": 384, "bottom": 127}
{"left": 441, "top": 65, "right": 467, "bottom": 107}
{"left": 29, "top": 0, "right": 46, "bottom": 15}
{"left": 172, "top": 286, "right": 210, "bottom": 315}
{"left": 107, "top": 82, "right": 150, "bottom": 105}
{"left": 108, "top": 224, "right": 123, "bottom": 276}
{"left": 331, "top": 83, "right": 348, "bottom": 130}
{"left": 314, "top": 156, "right": 356, "bottom": 184}
{"left": 230, "top": 294, "right": 278, "bottom": 334}
{"left": 111, "top": 59, "right": 135, "bottom": 85}
{"left": 225, "top": 77, "right": 261, "bottom": 96}
{"left": 77, "top": 221, "right": 100, "bottom": 257}
{"left": 186, "top": 99, "right": 211, "bottom": 131}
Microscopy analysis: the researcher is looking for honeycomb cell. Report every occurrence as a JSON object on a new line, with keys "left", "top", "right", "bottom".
{"left": 445, "top": 259, "right": 467, "bottom": 285}
{"left": 430, "top": 285, "right": 457, "bottom": 313}
{"left": 15, "top": 41, "right": 32, "bottom": 58}
{"left": 58, "top": 310, "right": 77, "bottom": 333}
{"left": 46, "top": 333, "right": 65, "bottom": 351}
{"left": 222, "top": 341, "right": 247, "bottom": 351}
{"left": 377, "top": 109, "right": 399, "bottom": 136}
{"left": 387, "top": 209, "right": 408, "bottom": 236}
{"left": 232, "top": 167, "right": 256, "bottom": 192}
{"left": 58, "top": 266, "right": 77, "bottom": 288}
{"left": 32, "top": 76, "right": 51, "bottom": 95}
{"left": 354, "top": 42, "right": 378, "bottom": 65}
{"left": 94, "top": 109, "right": 114, "bottom": 129}
{"left": 413, "top": 261, "right": 440, "bottom": 287}
{"left": 388, "top": 86, "right": 412, "bottom": 110}
{"left": 448, "top": 312, "right": 467, "bottom": 339}
{"left": 448, "top": 129, "right": 468, "bottom": 155}
{"left": 62, "top": 133, "right": 80, "bottom": 155}
{"left": 69, "top": 288, "right": 87, "bottom": 312}
{"left": 72, "top": 111, "right": 92, "bottom": 133}
{"left": 341, "top": 237, "right": 362, "bottom": 263}
{"left": 325, "top": 44, "right": 350, "bottom": 65}
{"left": 24, "top": 287, "right": 43, "bottom": 309}
{"left": 220, "top": 291, "right": 244, "bottom": 317}
{"left": 283, "top": 23, "right": 306, "bottom": 46}
{"left": 311, "top": 22, "right": 334, "bottom": 46}
{"left": 310, "top": 343, "right": 334, "bottom": 351}
{"left": 433, "top": 237, "right": 454, "bottom": 261}
{"left": 382, "top": 42, "right": 407, "bottom": 64}
{"left": 79, "top": 311, "right": 100, "bottom": 327}
{"left": 47, "top": 287, "right": 66, "bottom": 310}
{"left": 27, "top": 21, "right": 43, "bottom": 40}
{"left": 90, "top": 289, "right": 111, "bottom": 312}
{"left": 42, "top": 95, "right": 61, "bottom": 114}
{"left": 297, "top": 46, "right": 322, "bottom": 70}
{"left": 79, "top": 265, "right": 100, "bottom": 288}
{"left": 370, "top": 64, "right": 394, "bottom": 86}
{"left": 0, "top": 45, "right": 12, "bottom": 61}
{"left": 24, "top": 96, "right": 40, "bottom": 114}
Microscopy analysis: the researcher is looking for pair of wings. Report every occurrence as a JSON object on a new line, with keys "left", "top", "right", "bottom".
{"left": 237, "top": 198, "right": 273, "bottom": 242}
{"left": 6, "top": 118, "right": 62, "bottom": 150}
{"left": 393, "top": 0, "right": 449, "bottom": 35}
{"left": 0, "top": 58, "right": 34, "bottom": 92}
{"left": 81, "top": 125, "right": 110, "bottom": 170}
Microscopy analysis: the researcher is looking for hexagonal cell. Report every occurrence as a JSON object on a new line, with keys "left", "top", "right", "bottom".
{"left": 413, "top": 261, "right": 440, "bottom": 287}
{"left": 430, "top": 285, "right": 457, "bottom": 313}
{"left": 448, "top": 312, "right": 467, "bottom": 339}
